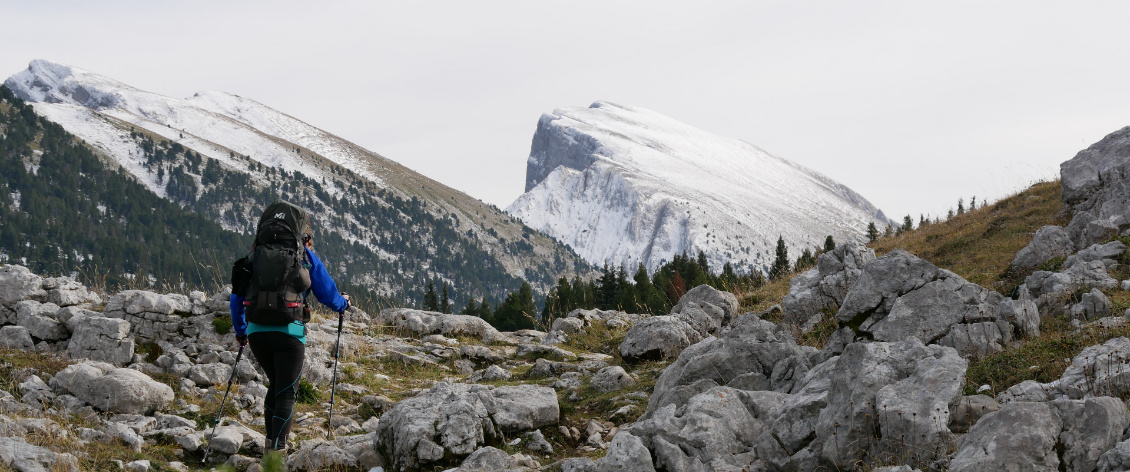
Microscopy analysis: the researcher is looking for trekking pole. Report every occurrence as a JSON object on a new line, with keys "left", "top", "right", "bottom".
{"left": 327, "top": 307, "right": 347, "bottom": 439}
{"left": 202, "top": 344, "right": 245, "bottom": 464}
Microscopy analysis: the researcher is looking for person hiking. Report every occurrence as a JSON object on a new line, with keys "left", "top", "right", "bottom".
{"left": 229, "top": 201, "right": 350, "bottom": 453}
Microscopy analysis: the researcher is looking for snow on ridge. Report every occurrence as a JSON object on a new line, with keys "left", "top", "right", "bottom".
{"left": 508, "top": 101, "right": 890, "bottom": 274}
{"left": 4, "top": 59, "right": 384, "bottom": 190}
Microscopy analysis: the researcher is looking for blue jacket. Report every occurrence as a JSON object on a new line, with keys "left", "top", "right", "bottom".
{"left": 229, "top": 247, "right": 349, "bottom": 337}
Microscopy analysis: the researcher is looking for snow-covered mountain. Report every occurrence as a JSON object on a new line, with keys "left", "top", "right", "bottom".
{"left": 4, "top": 59, "right": 591, "bottom": 303}
{"left": 506, "top": 101, "right": 890, "bottom": 274}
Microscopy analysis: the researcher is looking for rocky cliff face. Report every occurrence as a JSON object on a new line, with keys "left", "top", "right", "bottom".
{"left": 507, "top": 101, "right": 890, "bottom": 274}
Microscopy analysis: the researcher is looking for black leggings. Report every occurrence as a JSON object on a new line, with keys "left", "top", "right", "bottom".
{"left": 248, "top": 331, "right": 305, "bottom": 450}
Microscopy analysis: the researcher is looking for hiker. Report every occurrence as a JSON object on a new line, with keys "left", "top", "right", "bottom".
{"left": 229, "top": 201, "right": 350, "bottom": 452}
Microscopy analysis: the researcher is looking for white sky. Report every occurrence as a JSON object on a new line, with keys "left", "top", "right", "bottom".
{"left": 4, "top": 1, "right": 1130, "bottom": 222}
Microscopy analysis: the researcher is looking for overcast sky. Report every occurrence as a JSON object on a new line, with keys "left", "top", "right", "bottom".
{"left": 4, "top": 1, "right": 1130, "bottom": 221}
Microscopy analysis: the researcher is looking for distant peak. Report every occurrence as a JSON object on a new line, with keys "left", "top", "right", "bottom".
{"left": 5, "top": 59, "right": 129, "bottom": 109}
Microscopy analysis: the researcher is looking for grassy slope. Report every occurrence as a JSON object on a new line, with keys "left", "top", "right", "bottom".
{"left": 741, "top": 180, "right": 1130, "bottom": 397}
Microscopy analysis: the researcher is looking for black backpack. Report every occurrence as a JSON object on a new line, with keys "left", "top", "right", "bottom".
{"left": 231, "top": 201, "right": 313, "bottom": 325}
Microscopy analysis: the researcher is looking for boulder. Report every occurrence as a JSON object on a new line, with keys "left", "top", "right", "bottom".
{"left": 50, "top": 361, "right": 174, "bottom": 414}
{"left": 287, "top": 440, "right": 357, "bottom": 472}
{"left": 813, "top": 338, "right": 966, "bottom": 469}
{"left": 1071, "top": 288, "right": 1111, "bottom": 320}
{"left": 592, "top": 432, "right": 655, "bottom": 472}
{"left": 590, "top": 366, "right": 635, "bottom": 393}
{"left": 630, "top": 386, "right": 784, "bottom": 471}
{"left": 206, "top": 426, "right": 243, "bottom": 455}
{"left": 1098, "top": 438, "right": 1130, "bottom": 472}
{"left": 1011, "top": 225, "right": 1075, "bottom": 273}
{"left": 14, "top": 301, "right": 67, "bottom": 341}
{"left": 1026, "top": 261, "right": 1120, "bottom": 309}
{"left": 669, "top": 284, "right": 739, "bottom": 336}
{"left": 837, "top": 250, "right": 1038, "bottom": 357}
{"left": 65, "top": 314, "right": 134, "bottom": 366}
{"left": 643, "top": 314, "right": 811, "bottom": 418}
{"left": 188, "top": 363, "right": 234, "bottom": 386}
{"left": 1060, "top": 128, "right": 1130, "bottom": 239}
{"left": 999, "top": 337, "right": 1130, "bottom": 401}
{"left": 0, "top": 436, "right": 80, "bottom": 472}
{"left": 619, "top": 316, "right": 702, "bottom": 362}
{"left": 949, "top": 402, "right": 1062, "bottom": 472}
{"left": 783, "top": 241, "right": 876, "bottom": 328}
{"left": 0, "top": 326, "right": 34, "bottom": 350}
{"left": 42, "top": 276, "right": 99, "bottom": 307}
{"left": 374, "top": 382, "right": 558, "bottom": 470}
{"left": 948, "top": 395, "right": 999, "bottom": 433}
{"left": 103, "top": 290, "right": 192, "bottom": 316}
{"left": 457, "top": 447, "right": 515, "bottom": 471}
{"left": 551, "top": 317, "right": 585, "bottom": 334}
{"left": 0, "top": 265, "right": 46, "bottom": 308}
{"left": 375, "top": 308, "right": 502, "bottom": 343}
{"left": 1053, "top": 396, "right": 1130, "bottom": 472}
{"left": 1065, "top": 241, "right": 1127, "bottom": 270}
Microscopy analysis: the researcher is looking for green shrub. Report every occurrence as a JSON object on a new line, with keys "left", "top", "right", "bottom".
{"left": 296, "top": 378, "right": 320, "bottom": 404}
{"left": 212, "top": 316, "right": 232, "bottom": 335}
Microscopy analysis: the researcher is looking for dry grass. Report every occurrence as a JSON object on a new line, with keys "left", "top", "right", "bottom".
{"left": 965, "top": 315, "right": 1130, "bottom": 397}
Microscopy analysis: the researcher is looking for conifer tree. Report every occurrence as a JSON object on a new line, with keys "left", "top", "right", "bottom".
{"left": 824, "top": 235, "right": 836, "bottom": 252}
{"left": 957, "top": 198, "right": 965, "bottom": 215}
{"left": 423, "top": 281, "right": 439, "bottom": 312}
{"left": 900, "top": 215, "right": 914, "bottom": 234}
{"left": 440, "top": 282, "right": 451, "bottom": 314}
{"left": 769, "top": 236, "right": 790, "bottom": 280}
{"left": 883, "top": 225, "right": 894, "bottom": 238}
{"left": 867, "top": 222, "right": 879, "bottom": 243}
{"left": 462, "top": 297, "right": 479, "bottom": 317}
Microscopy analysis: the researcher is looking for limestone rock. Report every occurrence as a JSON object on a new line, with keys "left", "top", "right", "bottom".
{"left": 644, "top": 314, "right": 810, "bottom": 418}
{"left": 631, "top": 386, "right": 783, "bottom": 471}
{"left": 1098, "top": 438, "right": 1130, "bottom": 472}
{"left": 590, "top": 366, "right": 635, "bottom": 393}
{"left": 670, "top": 284, "right": 739, "bottom": 336}
{"left": 457, "top": 447, "right": 515, "bottom": 471}
{"left": 590, "top": 432, "right": 655, "bottom": 472}
{"left": 287, "top": 440, "right": 357, "bottom": 472}
{"left": 65, "top": 314, "right": 134, "bottom": 366}
{"left": 1053, "top": 396, "right": 1130, "bottom": 472}
{"left": 0, "top": 265, "right": 46, "bottom": 308}
{"left": 14, "top": 301, "right": 67, "bottom": 341}
{"left": 814, "top": 338, "right": 966, "bottom": 469}
{"left": 782, "top": 241, "right": 875, "bottom": 328}
{"left": 42, "top": 276, "right": 99, "bottom": 308}
{"left": 51, "top": 361, "right": 174, "bottom": 414}
{"left": 0, "top": 326, "right": 34, "bottom": 350}
{"left": 206, "top": 426, "right": 243, "bottom": 455}
{"left": 1011, "top": 225, "right": 1075, "bottom": 273}
{"left": 188, "top": 363, "right": 234, "bottom": 387}
{"left": 948, "top": 395, "right": 999, "bottom": 433}
{"left": 999, "top": 337, "right": 1130, "bottom": 401}
{"left": 838, "top": 250, "right": 1038, "bottom": 357}
{"left": 1071, "top": 288, "right": 1111, "bottom": 320}
{"left": 619, "top": 316, "right": 702, "bottom": 362}
{"left": 949, "top": 402, "right": 1062, "bottom": 472}
{"left": 0, "top": 436, "right": 80, "bottom": 472}
{"left": 375, "top": 308, "right": 502, "bottom": 342}
{"left": 374, "top": 382, "right": 558, "bottom": 470}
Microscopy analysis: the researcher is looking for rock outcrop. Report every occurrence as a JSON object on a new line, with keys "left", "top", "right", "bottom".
{"left": 835, "top": 249, "right": 1039, "bottom": 357}
{"left": 374, "top": 382, "right": 560, "bottom": 470}
{"left": 620, "top": 284, "right": 739, "bottom": 362}
{"left": 782, "top": 241, "right": 876, "bottom": 330}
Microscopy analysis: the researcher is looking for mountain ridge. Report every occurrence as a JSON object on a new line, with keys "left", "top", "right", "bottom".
{"left": 508, "top": 101, "right": 891, "bottom": 274}
{"left": 4, "top": 60, "right": 592, "bottom": 306}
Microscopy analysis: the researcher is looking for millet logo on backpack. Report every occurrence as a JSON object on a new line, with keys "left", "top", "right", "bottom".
{"left": 274, "top": 213, "right": 285, "bottom": 219}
